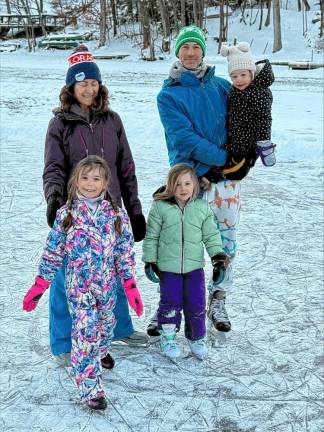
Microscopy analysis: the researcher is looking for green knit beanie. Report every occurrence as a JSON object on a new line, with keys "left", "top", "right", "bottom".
{"left": 175, "top": 25, "right": 206, "bottom": 57}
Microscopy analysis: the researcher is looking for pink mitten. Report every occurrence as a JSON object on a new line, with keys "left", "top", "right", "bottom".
{"left": 23, "top": 276, "right": 50, "bottom": 312}
{"left": 123, "top": 278, "right": 144, "bottom": 317}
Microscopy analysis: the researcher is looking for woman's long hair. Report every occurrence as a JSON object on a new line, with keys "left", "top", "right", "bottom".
{"left": 61, "top": 155, "right": 122, "bottom": 233}
{"left": 154, "top": 164, "right": 199, "bottom": 201}
{"left": 59, "top": 83, "right": 110, "bottom": 113}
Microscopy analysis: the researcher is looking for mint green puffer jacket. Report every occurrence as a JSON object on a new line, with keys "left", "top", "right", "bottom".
{"left": 142, "top": 198, "right": 223, "bottom": 274}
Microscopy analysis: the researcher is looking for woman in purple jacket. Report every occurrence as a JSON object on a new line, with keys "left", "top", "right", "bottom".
{"left": 43, "top": 45, "right": 148, "bottom": 364}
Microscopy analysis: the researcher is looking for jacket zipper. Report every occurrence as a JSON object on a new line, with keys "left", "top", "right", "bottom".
{"left": 181, "top": 207, "right": 185, "bottom": 273}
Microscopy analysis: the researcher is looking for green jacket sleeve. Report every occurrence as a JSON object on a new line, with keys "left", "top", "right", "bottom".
{"left": 142, "top": 202, "right": 163, "bottom": 263}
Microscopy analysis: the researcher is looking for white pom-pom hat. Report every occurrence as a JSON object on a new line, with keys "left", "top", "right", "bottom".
{"left": 221, "top": 42, "right": 256, "bottom": 75}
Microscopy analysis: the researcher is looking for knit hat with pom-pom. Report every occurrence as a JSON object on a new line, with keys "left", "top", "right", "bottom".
{"left": 65, "top": 44, "right": 102, "bottom": 87}
{"left": 221, "top": 42, "right": 256, "bottom": 75}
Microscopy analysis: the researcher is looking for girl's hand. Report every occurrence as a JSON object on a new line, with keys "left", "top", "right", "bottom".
{"left": 23, "top": 277, "right": 50, "bottom": 312}
{"left": 144, "top": 263, "right": 160, "bottom": 283}
{"left": 122, "top": 278, "right": 144, "bottom": 316}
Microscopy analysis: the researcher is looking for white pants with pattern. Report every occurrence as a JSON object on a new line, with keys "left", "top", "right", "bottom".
{"left": 203, "top": 180, "right": 241, "bottom": 294}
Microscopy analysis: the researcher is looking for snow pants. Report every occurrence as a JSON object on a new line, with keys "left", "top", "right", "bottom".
{"left": 49, "top": 261, "right": 134, "bottom": 356}
{"left": 67, "top": 286, "right": 116, "bottom": 401}
{"left": 158, "top": 269, "right": 206, "bottom": 341}
{"left": 203, "top": 180, "right": 241, "bottom": 294}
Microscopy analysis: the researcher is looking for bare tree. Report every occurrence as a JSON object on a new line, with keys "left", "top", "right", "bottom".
{"left": 320, "top": 0, "right": 324, "bottom": 37}
{"left": 193, "top": 0, "right": 204, "bottom": 28}
{"left": 272, "top": 0, "right": 282, "bottom": 52}
{"left": 139, "top": 0, "right": 150, "bottom": 49}
{"left": 99, "top": 0, "right": 107, "bottom": 46}
{"left": 265, "top": 0, "right": 271, "bottom": 27}
{"left": 180, "top": 0, "right": 186, "bottom": 27}
{"left": 170, "top": 0, "right": 179, "bottom": 33}
{"left": 157, "top": 0, "right": 171, "bottom": 51}
{"left": 110, "top": 0, "right": 117, "bottom": 36}
{"left": 35, "top": 0, "right": 46, "bottom": 35}
{"left": 4, "top": 0, "right": 11, "bottom": 14}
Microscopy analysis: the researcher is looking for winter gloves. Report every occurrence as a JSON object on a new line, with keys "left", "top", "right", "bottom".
{"left": 123, "top": 278, "right": 144, "bottom": 316}
{"left": 204, "top": 154, "right": 257, "bottom": 183}
{"left": 144, "top": 263, "right": 160, "bottom": 283}
{"left": 129, "top": 213, "right": 146, "bottom": 242}
{"left": 46, "top": 192, "right": 64, "bottom": 228}
{"left": 204, "top": 166, "right": 224, "bottom": 184}
{"left": 211, "top": 253, "right": 229, "bottom": 285}
{"left": 23, "top": 276, "right": 50, "bottom": 312}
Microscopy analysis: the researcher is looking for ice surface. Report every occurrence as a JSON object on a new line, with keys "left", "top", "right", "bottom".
{"left": 0, "top": 32, "right": 323, "bottom": 432}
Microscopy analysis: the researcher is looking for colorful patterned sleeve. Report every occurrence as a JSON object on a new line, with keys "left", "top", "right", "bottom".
{"left": 113, "top": 208, "right": 136, "bottom": 282}
{"left": 38, "top": 208, "right": 67, "bottom": 282}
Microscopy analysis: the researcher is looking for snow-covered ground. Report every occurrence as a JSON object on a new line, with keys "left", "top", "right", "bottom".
{"left": 0, "top": 5, "right": 323, "bottom": 431}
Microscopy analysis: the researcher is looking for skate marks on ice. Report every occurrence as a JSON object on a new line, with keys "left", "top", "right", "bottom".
{"left": 1, "top": 164, "right": 323, "bottom": 432}
{"left": 0, "top": 66, "right": 323, "bottom": 430}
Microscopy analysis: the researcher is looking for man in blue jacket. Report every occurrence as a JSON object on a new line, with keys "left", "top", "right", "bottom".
{"left": 150, "top": 25, "right": 241, "bottom": 334}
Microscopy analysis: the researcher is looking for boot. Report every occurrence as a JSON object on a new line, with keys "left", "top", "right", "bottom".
{"left": 146, "top": 311, "right": 160, "bottom": 337}
{"left": 187, "top": 338, "right": 208, "bottom": 360}
{"left": 207, "top": 290, "right": 231, "bottom": 332}
{"left": 160, "top": 324, "right": 181, "bottom": 360}
{"left": 86, "top": 392, "right": 107, "bottom": 410}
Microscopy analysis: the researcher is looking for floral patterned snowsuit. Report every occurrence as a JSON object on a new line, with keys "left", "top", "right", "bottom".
{"left": 38, "top": 198, "right": 135, "bottom": 401}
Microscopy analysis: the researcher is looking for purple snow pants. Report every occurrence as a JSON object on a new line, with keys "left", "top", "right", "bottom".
{"left": 158, "top": 268, "right": 206, "bottom": 341}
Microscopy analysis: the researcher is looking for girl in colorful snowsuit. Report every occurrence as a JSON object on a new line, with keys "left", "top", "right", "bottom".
{"left": 142, "top": 164, "right": 227, "bottom": 360}
{"left": 23, "top": 156, "right": 144, "bottom": 410}
{"left": 43, "top": 45, "right": 147, "bottom": 360}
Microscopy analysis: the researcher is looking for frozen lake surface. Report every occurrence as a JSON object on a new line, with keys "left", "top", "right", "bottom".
{"left": 0, "top": 55, "right": 323, "bottom": 432}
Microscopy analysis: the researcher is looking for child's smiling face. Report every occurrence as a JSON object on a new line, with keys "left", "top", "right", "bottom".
{"left": 77, "top": 167, "right": 107, "bottom": 199}
{"left": 174, "top": 172, "right": 195, "bottom": 206}
{"left": 230, "top": 69, "right": 253, "bottom": 91}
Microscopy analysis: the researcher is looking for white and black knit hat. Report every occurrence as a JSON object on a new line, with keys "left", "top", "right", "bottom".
{"left": 221, "top": 42, "right": 256, "bottom": 75}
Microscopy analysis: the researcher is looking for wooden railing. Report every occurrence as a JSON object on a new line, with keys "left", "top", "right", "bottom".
{"left": 0, "top": 14, "right": 67, "bottom": 28}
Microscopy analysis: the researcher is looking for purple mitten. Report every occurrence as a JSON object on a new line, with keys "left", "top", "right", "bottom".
{"left": 123, "top": 278, "right": 144, "bottom": 317}
{"left": 23, "top": 276, "right": 50, "bottom": 312}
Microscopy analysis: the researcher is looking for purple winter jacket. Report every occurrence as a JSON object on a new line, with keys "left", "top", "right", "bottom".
{"left": 43, "top": 108, "right": 142, "bottom": 218}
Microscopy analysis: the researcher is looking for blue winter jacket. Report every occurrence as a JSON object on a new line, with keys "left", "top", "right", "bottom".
{"left": 157, "top": 67, "right": 231, "bottom": 177}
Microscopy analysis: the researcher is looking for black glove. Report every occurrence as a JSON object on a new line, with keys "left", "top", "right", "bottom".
{"left": 129, "top": 213, "right": 146, "bottom": 242}
{"left": 222, "top": 155, "right": 256, "bottom": 181}
{"left": 144, "top": 262, "right": 160, "bottom": 283}
{"left": 204, "top": 166, "right": 224, "bottom": 184}
{"left": 211, "top": 252, "right": 228, "bottom": 284}
{"left": 46, "top": 192, "right": 64, "bottom": 228}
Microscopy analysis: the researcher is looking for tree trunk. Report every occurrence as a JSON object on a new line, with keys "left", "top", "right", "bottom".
{"left": 272, "top": 0, "right": 282, "bottom": 52}
{"left": 99, "top": 0, "right": 107, "bottom": 47}
{"left": 4, "top": 0, "right": 11, "bottom": 14}
{"left": 170, "top": 0, "right": 179, "bottom": 33}
{"left": 193, "top": 0, "right": 199, "bottom": 26}
{"left": 265, "top": 0, "right": 271, "bottom": 27}
{"left": 110, "top": 0, "right": 118, "bottom": 37}
{"left": 218, "top": 0, "right": 224, "bottom": 53}
{"left": 139, "top": 0, "right": 150, "bottom": 49}
{"left": 320, "top": 0, "right": 324, "bottom": 37}
{"left": 302, "top": 0, "right": 311, "bottom": 11}
{"left": 259, "top": 0, "right": 264, "bottom": 30}
{"left": 180, "top": 0, "right": 186, "bottom": 27}
{"left": 35, "top": 0, "right": 46, "bottom": 36}
{"left": 157, "top": 0, "right": 170, "bottom": 37}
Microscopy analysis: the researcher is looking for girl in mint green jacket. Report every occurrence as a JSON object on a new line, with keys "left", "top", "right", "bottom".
{"left": 142, "top": 164, "right": 227, "bottom": 360}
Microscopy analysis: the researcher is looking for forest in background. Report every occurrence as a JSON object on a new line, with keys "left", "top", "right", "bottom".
{"left": 0, "top": 0, "right": 323, "bottom": 57}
